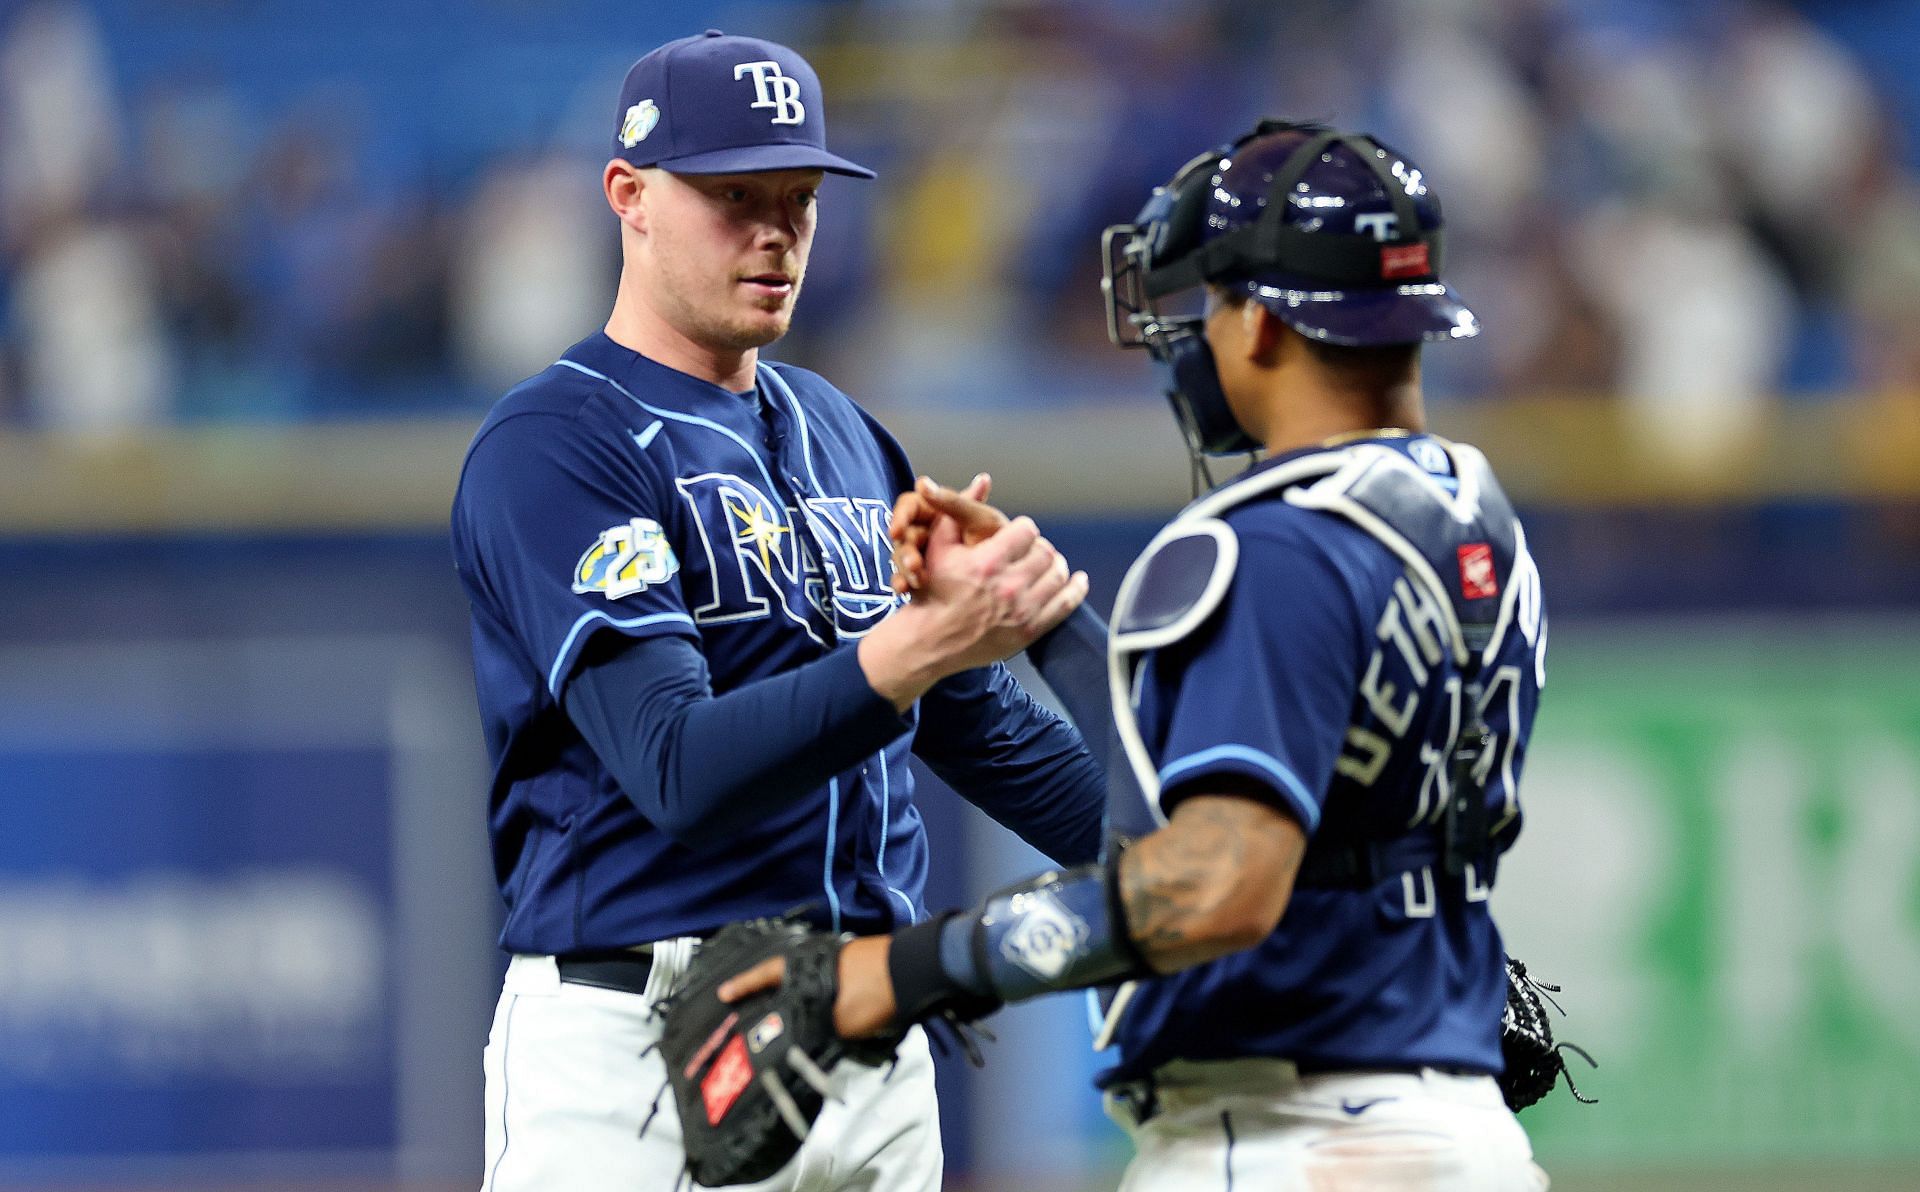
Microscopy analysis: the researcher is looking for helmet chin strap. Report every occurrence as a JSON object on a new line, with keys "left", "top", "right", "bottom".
{"left": 1164, "top": 384, "right": 1218, "bottom": 498}
{"left": 1150, "top": 321, "right": 1262, "bottom": 496}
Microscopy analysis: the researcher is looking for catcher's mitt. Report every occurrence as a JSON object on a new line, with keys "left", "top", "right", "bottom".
{"left": 1498, "top": 956, "right": 1597, "bottom": 1112}
{"left": 656, "top": 919, "right": 895, "bottom": 1188}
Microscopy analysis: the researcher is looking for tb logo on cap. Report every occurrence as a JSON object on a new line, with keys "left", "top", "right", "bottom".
{"left": 734, "top": 61, "right": 805, "bottom": 126}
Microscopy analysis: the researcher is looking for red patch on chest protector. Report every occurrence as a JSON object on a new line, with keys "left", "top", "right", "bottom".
{"left": 1458, "top": 543, "right": 1499, "bottom": 600}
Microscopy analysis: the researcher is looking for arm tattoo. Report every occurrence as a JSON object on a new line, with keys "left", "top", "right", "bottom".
{"left": 1119, "top": 796, "right": 1302, "bottom": 972}
{"left": 1121, "top": 801, "right": 1248, "bottom": 969}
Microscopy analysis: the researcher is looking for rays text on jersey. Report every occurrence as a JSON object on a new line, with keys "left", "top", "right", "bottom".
{"left": 677, "top": 471, "right": 900, "bottom": 643}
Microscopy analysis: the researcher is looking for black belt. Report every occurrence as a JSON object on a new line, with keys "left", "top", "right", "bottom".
{"left": 556, "top": 948, "right": 655, "bottom": 995}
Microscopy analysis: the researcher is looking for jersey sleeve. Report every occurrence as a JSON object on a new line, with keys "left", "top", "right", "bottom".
{"left": 565, "top": 631, "right": 910, "bottom": 848}
{"left": 1145, "top": 516, "right": 1369, "bottom": 835}
{"left": 453, "top": 410, "right": 698, "bottom": 700}
{"left": 913, "top": 662, "right": 1105, "bottom": 866}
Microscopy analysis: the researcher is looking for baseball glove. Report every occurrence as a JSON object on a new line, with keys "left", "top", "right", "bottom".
{"left": 1498, "top": 956, "right": 1597, "bottom": 1112}
{"left": 656, "top": 919, "right": 894, "bottom": 1188}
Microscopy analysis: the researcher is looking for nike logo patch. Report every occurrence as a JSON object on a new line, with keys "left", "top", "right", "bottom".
{"left": 1339, "top": 1097, "right": 1398, "bottom": 1116}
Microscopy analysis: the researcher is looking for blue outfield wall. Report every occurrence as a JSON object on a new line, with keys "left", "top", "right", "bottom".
{"left": 2, "top": 747, "right": 397, "bottom": 1156}
{"left": 0, "top": 533, "right": 497, "bottom": 1185}
{"left": 0, "top": 504, "right": 1915, "bottom": 1185}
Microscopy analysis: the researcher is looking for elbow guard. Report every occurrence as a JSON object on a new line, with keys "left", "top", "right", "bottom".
{"left": 888, "top": 862, "right": 1151, "bottom": 1026}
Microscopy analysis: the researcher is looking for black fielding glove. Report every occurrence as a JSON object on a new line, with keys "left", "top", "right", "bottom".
{"left": 1498, "top": 956, "right": 1598, "bottom": 1112}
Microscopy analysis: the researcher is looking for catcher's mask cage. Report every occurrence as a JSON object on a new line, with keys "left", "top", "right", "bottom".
{"left": 1101, "top": 119, "right": 1478, "bottom": 484}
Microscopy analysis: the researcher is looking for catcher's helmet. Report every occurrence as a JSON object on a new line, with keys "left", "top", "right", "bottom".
{"left": 1102, "top": 120, "right": 1478, "bottom": 456}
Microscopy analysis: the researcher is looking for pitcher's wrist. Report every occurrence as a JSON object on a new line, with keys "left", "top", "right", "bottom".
{"left": 857, "top": 613, "right": 945, "bottom": 712}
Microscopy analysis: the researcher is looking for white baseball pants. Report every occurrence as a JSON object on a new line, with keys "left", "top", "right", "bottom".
{"left": 481, "top": 950, "right": 942, "bottom": 1192}
{"left": 1106, "top": 1057, "right": 1549, "bottom": 1191}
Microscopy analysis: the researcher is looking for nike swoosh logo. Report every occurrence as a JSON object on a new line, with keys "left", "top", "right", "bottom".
{"left": 1339, "top": 1097, "right": 1398, "bottom": 1116}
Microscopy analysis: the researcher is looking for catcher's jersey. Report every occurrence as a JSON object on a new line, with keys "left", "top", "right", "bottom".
{"left": 1103, "top": 433, "right": 1545, "bottom": 1082}
{"left": 451, "top": 333, "right": 1093, "bottom": 954}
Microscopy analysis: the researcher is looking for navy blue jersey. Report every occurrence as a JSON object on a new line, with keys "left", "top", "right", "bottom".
{"left": 450, "top": 333, "right": 1102, "bottom": 954}
{"left": 1102, "top": 433, "right": 1545, "bottom": 1082}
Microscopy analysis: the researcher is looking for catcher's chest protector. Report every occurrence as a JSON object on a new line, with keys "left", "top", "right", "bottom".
{"left": 1107, "top": 438, "right": 1536, "bottom": 845}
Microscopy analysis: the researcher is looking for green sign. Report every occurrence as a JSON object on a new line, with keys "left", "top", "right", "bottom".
{"left": 1497, "top": 624, "right": 1920, "bottom": 1161}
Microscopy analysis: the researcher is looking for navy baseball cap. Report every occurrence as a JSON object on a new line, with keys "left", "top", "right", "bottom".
{"left": 612, "top": 30, "right": 875, "bottom": 179}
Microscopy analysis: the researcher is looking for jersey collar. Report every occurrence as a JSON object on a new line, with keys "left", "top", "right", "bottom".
{"left": 563, "top": 332, "right": 760, "bottom": 408}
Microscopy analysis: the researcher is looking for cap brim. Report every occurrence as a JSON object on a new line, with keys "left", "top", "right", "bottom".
{"left": 1244, "top": 280, "right": 1479, "bottom": 347}
{"left": 651, "top": 142, "right": 875, "bottom": 179}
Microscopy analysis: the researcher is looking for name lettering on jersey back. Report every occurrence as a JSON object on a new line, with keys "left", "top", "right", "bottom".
{"left": 676, "top": 472, "right": 899, "bottom": 643}
{"left": 1342, "top": 576, "right": 1450, "bottom": 785}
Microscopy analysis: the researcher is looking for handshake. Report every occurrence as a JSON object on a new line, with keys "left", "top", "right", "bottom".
{"left": 854, "top": 473, "right": 1088, "bottom": 713}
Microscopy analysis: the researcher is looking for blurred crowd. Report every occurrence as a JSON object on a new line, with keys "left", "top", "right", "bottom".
{"left": 0, "top": 0, "right": 1916, "bottom": 435}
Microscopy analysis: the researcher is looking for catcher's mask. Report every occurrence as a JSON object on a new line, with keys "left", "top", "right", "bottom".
{"left": 1101, "top": 120, "right": 1479, "bottom": 459}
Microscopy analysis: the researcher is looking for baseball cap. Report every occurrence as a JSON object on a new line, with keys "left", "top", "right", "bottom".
{"left": 612, "top": 30, "right": 875, "bottom": 179}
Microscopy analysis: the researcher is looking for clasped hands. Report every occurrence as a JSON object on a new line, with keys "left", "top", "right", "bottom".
{"left": 888, "top": 472, "right": 1087, "bottom": 662}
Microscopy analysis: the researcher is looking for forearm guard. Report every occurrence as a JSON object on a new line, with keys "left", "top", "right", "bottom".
{"left": 888, "top": 862, "right": 1152, "bottom": 1026}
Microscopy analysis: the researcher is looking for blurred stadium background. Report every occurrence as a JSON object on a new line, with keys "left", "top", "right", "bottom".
{"left": 2, "top": 0, "right": 1918, "bottom": 1189}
